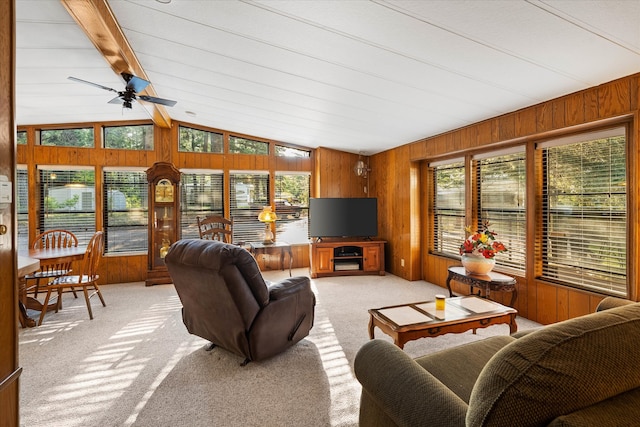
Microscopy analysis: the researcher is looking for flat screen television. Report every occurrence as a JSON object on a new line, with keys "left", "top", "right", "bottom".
{"left": 309, "top": 197, "right": 378, "bottom": 239}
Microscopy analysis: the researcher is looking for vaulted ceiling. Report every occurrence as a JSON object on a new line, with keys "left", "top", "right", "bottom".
{"left": 16, "top": 0, "right": 640, "bottom": 154}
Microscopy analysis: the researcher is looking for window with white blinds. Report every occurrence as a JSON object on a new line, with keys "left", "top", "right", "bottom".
{"left": 230, "top": 172, "right": 269, "bottom": 243}
{"left": 103, "top": 169, "right": 148, "bottom": 254}
{"left": 275, "top": 172, "right": 310, "bottom": 244}
{"left": 39, "top": 167, "right": 96, "bottom": 246}
{"left": 540, "top": 127, "right": 627, "bottom": 296}
{"left": 432, "top": 160, "right": 466, "bottom": 257}
{"left": 16, "top": 166, "right": 28, "bottom": 251}
{"left": 180, "top": 171, "right": 224, "bottom": 239}
{"left": 477, "top": 149, "right": 526, "bottom": 273}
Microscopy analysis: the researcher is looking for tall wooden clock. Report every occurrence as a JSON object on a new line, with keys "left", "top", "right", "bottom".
{"left": 146, "top": 162, "right": 181, "bottom": 286}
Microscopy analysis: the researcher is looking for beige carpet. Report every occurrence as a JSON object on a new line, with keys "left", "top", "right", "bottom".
{"left": 18, "top": 269, "right": 540, "bottom": 427}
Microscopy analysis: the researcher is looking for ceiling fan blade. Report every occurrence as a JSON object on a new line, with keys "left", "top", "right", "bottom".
{"left": 138, "top": 95, "right": 177, "bottom": 107}
{"left": 108, "top": 95, "right": 124, "bottom": 105}
{"left": 68, "top": 76, "right": 117, "bottom": 93}
{"left": 121, "top": 72, "right": 150, "bottom": 93}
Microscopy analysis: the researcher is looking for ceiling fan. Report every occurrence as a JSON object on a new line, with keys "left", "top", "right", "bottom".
{"left": 68, "top": 72, "right": 177, "bottom": 109}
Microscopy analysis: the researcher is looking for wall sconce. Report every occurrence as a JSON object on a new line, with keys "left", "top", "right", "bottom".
{"left": 257, "top": 206, "right": 278, "bottom": 244}
{"left": 354, "top": 156, "right": 371, "bottom": 178}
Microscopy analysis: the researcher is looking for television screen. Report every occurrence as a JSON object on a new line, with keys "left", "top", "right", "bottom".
{"left": 309, "top": 198, "right": 378, "bottom": 239}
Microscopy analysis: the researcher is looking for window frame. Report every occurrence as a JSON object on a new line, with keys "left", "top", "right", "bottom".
{"left": 538, "top": 126, "right": 628, "bottom": 297}
{"left": 431, "top": 159, "right": 466, "bottom": 258}
{"left": 475, "top": 147, "right": 527, "bottom": 274}
{"left": 102, "top": 167, "right": 148, "bottom": 254}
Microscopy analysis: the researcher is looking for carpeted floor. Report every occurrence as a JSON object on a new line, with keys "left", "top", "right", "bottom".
{"left": 18, "top": 269, "right": 540, "bottom": 427}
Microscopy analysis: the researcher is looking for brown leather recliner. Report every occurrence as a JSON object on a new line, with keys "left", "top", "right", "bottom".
{"left": 165, "top": 239, "right": 315, "bottom": 364}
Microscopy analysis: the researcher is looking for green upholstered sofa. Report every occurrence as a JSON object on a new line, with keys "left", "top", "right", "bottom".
{"left": 354, "top": 297, "right": 640, "bottom": 427}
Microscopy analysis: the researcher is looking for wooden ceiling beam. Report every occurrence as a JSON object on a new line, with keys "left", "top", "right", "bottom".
{"left": 60, "top": 0, "right": 172, "bottom": 129}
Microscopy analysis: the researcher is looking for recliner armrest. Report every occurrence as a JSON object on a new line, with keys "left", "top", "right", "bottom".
{"left": 268, "top": 276, "right": 311, "bottom": 300}
{"left": 354, "top": 339, "right": 468, "bottom": 427}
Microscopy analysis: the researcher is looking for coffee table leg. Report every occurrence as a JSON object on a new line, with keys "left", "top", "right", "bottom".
{"left": 509, "top": 313, "right": 518, "bottom": 334}
{"left": 368, "top": 316, "right": 375, "bottom": 339}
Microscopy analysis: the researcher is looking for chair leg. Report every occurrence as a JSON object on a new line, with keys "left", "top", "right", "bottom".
{"left": 38, "top": 289, "right": 53, "bottom": 326}
{"left": 94, "top": 284, "right": 106, "bottom": 307}
{"left": 82, "top": 286, "right": 94, "bottom": 320}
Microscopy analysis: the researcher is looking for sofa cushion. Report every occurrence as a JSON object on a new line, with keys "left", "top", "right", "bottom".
{"left": 548, "top": 387, "right": 640, "bottom": 427}
{"left": 415, "top": 335, "right": 515, "bottom": 403}
{"left": 466, "top": 302, "right": 640, "bottom": 427}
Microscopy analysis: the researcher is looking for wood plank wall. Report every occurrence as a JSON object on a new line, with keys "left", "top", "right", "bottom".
{"left": 370, "top": 73, "right": 640, "bottom": 324}
{"left": 16, "top": 121, "right": 314, "bottom": 284}
{"left": 0, "top": 1, "right": 19, "bottom": 425}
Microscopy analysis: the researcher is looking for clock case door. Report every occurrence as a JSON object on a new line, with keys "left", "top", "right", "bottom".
{"left": 146, "top": 162, "right": 181, "bottom": 286}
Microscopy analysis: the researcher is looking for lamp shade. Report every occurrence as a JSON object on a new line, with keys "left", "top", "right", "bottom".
{"left": 258, "top": 206, "right": 278, "bottom": 223}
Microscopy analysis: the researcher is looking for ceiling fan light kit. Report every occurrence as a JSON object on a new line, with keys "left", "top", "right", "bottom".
{"left": 68, "top": 72, "right": 176, "bottom": 110}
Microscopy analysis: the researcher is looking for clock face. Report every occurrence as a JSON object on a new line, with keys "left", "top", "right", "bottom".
{"left": 155, "top": 178, "right": 174, "bottom": 203}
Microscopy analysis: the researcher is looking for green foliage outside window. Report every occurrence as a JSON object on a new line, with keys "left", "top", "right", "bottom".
{"left": 17, "top": 131, "right": 26, "bottom": 145}
{"left": 179, "top": 126, "right": 223, "bottom": 153}
{"left": 104, "top": 125, "right": 153, "bottom": 150}
{"left": 229, "top": 136, "right": 268, "bottom": 155}
{"left": 40, "top": 128, "right": 94, "bottom": 147}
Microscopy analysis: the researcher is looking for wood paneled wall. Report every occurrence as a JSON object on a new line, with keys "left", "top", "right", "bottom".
{"left": 0, "top": 1, "right": 19, "bottom": 425}
{"left": 16, "top": 120, "right": 314, "bottom": 284}
{"left": 371, "top": 73, "right": 640, "bottom": 324}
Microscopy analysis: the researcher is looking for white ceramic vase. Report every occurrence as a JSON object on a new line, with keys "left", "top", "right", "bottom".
{"left": 461, "top": 254, "right": 496, "bottom": 275}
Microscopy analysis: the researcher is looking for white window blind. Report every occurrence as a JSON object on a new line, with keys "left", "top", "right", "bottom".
{"left": 39, "top": 167, "right": 96, "bottom": 246}
{"left": 180, "top": 171, "right": 224, "bottom": 239}
{"left": 17, "top": 166, "right": 28, "bottom": 251}
{"left": 103, "top": 169, "right": 148, "bottom": 253}
{"left": 432, "top": 161, "right": 465, "bottom": 257}
{"left": 275, "top": 172, "right": 310, "bottom": 244}
{"left": 230, "top": 172, "right": 269, "bottom": 243}
{"left": 477, "top": 150, "right": 526, "bottom": 273}
{"left": 540, "top": 127, "right": 627, "bottom": 296}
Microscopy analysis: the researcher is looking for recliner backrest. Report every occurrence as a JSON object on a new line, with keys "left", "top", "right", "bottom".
{"left": 165, "top": 239, "right": 270, "bottom": 357}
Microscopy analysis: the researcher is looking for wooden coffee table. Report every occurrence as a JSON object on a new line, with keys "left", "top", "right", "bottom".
{"left": 368, "top": 295, "right": 517, "bottom": 349}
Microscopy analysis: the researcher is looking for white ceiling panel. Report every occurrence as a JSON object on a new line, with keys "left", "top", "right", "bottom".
{"left": 15, "top": 0, "right": 640, "bottom": 154}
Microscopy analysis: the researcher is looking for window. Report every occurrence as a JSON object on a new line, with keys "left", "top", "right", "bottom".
{"left": 17, "top": 131, "right": 26, "bottom": 145}
{"left": 40, "top": 128, "right": 94, "bottom": 147}
{"left": 230, "top": 172, "right": 269, "bottom": 242}
{"left": 275, "top": 172, "right": 310, "bottom": 244}
{"left": 180, "top": 171, "right": 224, "bottom": 239}
{"left": 476, "top": 149, "right": 526, "bottom": 273}
{"left": 432, "top": 160, "right": 465, "bottom": 257}
{"left": 540, "top": 127, "right": 627, "bottom": 296}
{"left": 39, "top": 167, "right": 96, "bottom": 245}
{"left": 16, "top": 166, "right": 28, "bottom": 251}
{"left": 104, "top": 125, "right": 153, "bottom": 150}
{"left": 103, "top": 169, "right": 148, "bottom": 253}
{"left": 275, "top": 146, "right": 311, "bottom": 158}
{"left": 229, "top": 136, "right": 269, "bottom": 155}
{"left": 179, "top": 126, "right": 223, "bottom": 153}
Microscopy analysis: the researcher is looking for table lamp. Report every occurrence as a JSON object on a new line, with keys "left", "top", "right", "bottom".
{"left": 258, "top": 206, "right": 278, "bottom": 244}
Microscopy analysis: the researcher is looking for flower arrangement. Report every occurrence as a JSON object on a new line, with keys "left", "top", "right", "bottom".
{"left": 459, "top": 222, "right": 507, "bottom": 259}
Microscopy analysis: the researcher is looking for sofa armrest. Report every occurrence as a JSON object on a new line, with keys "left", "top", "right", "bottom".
{"left": 354, "top": 339, "right": 467, "bottom": 427}
{"left": 596, "top": 296, "right": 635, "bottom": 312}
{"left": 268, "top": 276, "right": 311, "bottom": 301}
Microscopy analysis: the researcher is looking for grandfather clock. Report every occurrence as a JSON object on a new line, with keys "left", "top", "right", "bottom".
{"left": 146, "top": 162, "right": 181, "bottom": 286}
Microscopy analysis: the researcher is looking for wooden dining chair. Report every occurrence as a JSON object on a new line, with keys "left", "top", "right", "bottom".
{"left": 37, "top": 231, "right": 106, "bottom": 325}
{"left": 197, "top": 215, "right": 233, "bottom": 243}
{"left": 25, "top": 229, "right": 79, "bottom": 299}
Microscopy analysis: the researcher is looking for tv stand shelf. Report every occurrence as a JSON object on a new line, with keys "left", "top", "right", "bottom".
{"left": 310, "top": 239, "right": 386, "bottom": 278}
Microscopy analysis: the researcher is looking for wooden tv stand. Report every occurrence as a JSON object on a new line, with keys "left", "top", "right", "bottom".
{"left": 310, "top": 239, "right": 386, "bottom": 278}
